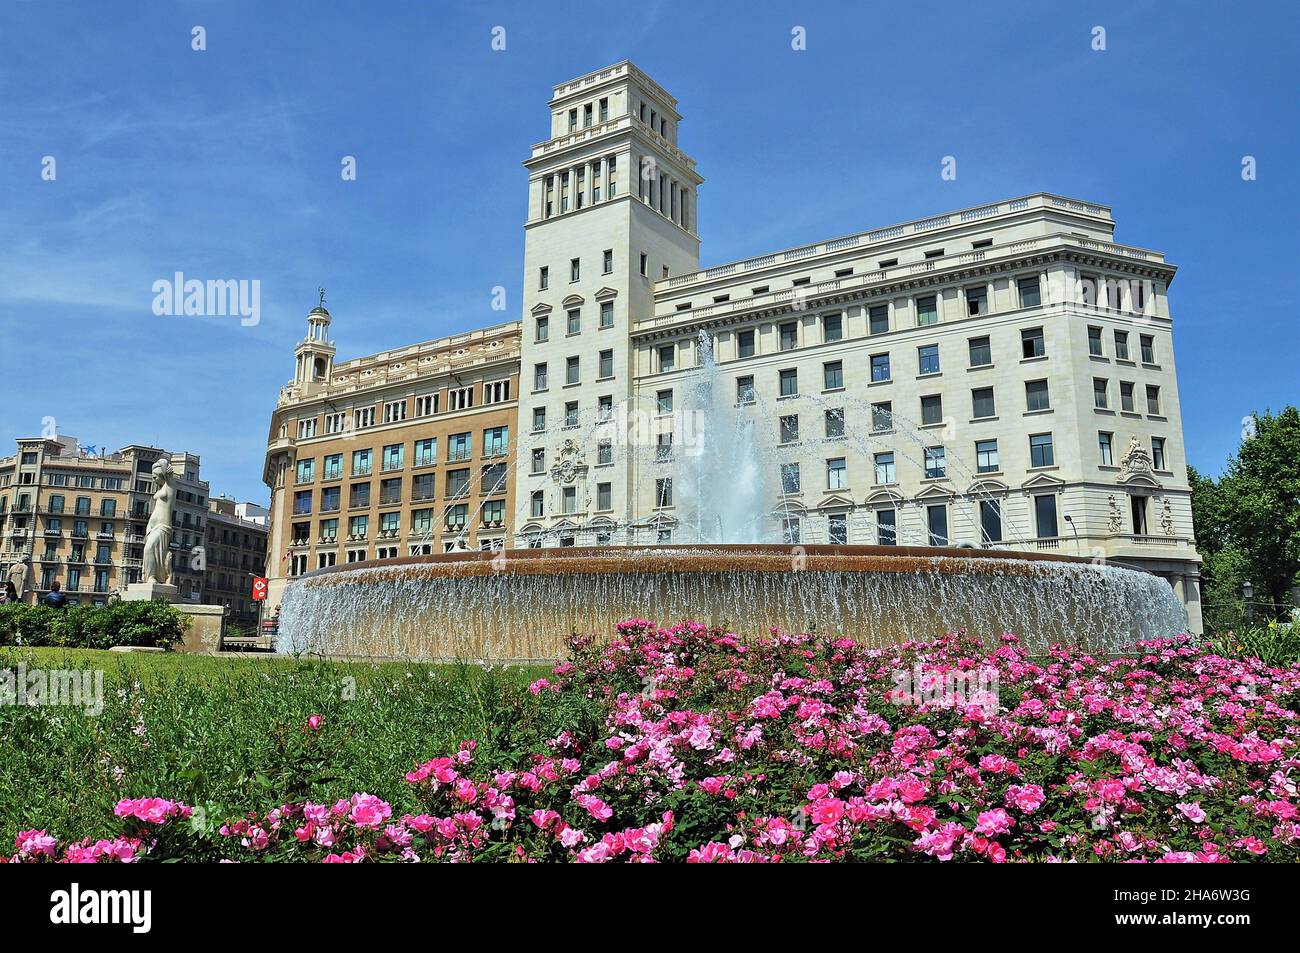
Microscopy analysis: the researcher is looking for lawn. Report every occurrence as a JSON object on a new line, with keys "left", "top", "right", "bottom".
{"left": 0, "top": 647, "right": 545, "bottom": 845}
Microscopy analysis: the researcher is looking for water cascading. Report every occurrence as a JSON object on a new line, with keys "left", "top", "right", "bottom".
{"left": 277, "top": 331, "right": 1190, "bottom": 661}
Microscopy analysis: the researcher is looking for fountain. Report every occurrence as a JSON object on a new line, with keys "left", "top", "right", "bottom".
{"left": 277, "top": 331, "right": 1188, "bottom": 661}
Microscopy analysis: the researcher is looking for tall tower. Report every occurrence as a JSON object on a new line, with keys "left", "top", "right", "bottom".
{"left": 294, "top": 289, "right": 336, "bottom": 387}
{"left": 514, "top": 61, "right": 703, "bottom": 547}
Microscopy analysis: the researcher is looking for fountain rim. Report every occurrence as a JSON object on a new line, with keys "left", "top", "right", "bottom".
{"left": 290, "top": 542, "right": 1135, "bottom": 586}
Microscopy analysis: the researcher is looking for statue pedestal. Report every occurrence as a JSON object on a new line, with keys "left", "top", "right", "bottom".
{"left": 120, "top": 581, "right": 224, "bottom": 653}
{"left": 120, "top": 581, "right": 179, "bottom": 603}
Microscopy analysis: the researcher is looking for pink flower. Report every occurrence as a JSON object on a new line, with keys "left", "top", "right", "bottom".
{"left": 1176, "top": 802, "right": 1207, "bottom": 823}
{"left": 974, "top": 809, "right": 1014, "bottom": 837}
{"left": 348, "top": 793, "right": 392, "bottom": 829}
{"left": 1005, "top": 784, "right": 1046, "bottom": 813}
{"left": 306, "top": 714, "right": 324, "bottom": 731}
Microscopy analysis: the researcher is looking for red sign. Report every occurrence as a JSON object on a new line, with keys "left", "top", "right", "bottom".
{"left": 251, "top": 577, "right": 268, "bottom": 601}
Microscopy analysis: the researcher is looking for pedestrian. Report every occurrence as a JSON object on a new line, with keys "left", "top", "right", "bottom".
{"left": 41, "top": 581, "right": 69, "bottom": 609}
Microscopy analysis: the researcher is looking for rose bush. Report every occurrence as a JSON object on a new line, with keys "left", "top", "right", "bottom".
{"left": 7, "top": 620, "right": 1300, "bottom": 862}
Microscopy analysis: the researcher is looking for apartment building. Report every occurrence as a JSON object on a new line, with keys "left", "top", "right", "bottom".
{"left": 262, "top": 301, "right": 519, "bottom": 610}
{"left": 204, "top": 497, "right": 269, "bottom": 625}
{"left": 0, "top": 436, "right": 210, "bottom": 604}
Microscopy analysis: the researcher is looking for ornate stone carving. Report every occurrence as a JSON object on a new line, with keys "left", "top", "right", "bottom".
{"left": 1106, "top": 494, "right": 1124, "bottom": 534}
{"left": 550, "top": 439, "right": 589, "bottom": 485}
{"left": 1120, "top": 435, "right": 1152, "bottom": 477}
{"left": 1159, "top": 497, "right": 1175, "bottom": 536}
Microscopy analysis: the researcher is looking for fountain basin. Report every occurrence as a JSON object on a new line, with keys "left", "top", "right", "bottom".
{"left": 276, "top": 544, "right": 1188, "bottom": 661}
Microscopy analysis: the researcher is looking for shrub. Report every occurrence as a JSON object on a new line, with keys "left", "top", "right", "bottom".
{"left": 1209, "top": 620, "right": 1300, "bottom": 667}
{"left": 0, "top": 601, "right": 188, "bottom": 650}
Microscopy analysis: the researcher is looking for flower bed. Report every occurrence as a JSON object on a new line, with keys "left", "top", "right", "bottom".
{"left": 7, "top": 620, "right": 1300, "bottom": 863}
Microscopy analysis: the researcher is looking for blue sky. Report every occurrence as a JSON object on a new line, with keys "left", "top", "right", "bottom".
{"left": 1, "top": 0, "right": 1296, "bottom": 502}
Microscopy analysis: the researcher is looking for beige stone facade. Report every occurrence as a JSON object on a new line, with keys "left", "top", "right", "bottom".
{"left": 262, "top": 307, "right": 520, "bottom": 611}
{"left": 0, "top": 437, "right": 209, "bottom": 604}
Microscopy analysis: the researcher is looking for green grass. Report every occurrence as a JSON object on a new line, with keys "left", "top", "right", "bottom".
{"left": 0, "top": 647, "right": 547, "bottom": 844}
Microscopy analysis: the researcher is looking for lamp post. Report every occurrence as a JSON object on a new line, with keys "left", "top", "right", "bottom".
{"left": 1063, "top": 514, "right": 1080, "bottom": 554}
{"left": 1243, "top": 580, "right": 1254, "bottom": 626}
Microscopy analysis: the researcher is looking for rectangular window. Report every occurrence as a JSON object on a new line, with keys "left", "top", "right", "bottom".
{"left": 972, "top": 386, "right": 996, "bottom": 419}
{"left": 916, "top": 295, "right": 938, "bottom": 326}
{"left": 351, "top": 449, "right": 372, "bottom": 476}
{"left": 529, "top": 490, "right": 544, "bottom": 518}
{"left": 412, "top": 473, "right": 435, "bottom": 501}
{"left": 1152, "top": 436, "right": 1167, "bottom": 470}
{"left": 382, "top": 443, "right": 404, "bottom": 472}
{"left": 1030, "top": 432, "right": 1055, "bottom": 468}
{"left": 561, "top": 486, "right": 576, "bottom": 514}
{"left": 780, "top": 463, "right": 801, "bottom": 494}
{"left": 737, "top": 375, "right": 755, "bottom": 404}
{"left": 658, "top": 344, "right": 675, "bottom": 372}
{"left": 1141, "top": 334, "right": 1156, "bottom": 364}
{"left": 293, "top": 490, "right": 312, "bottom": 515}
{"left": 321, "top": 486, "right": 341, "bottom": 512}
{"left": 1099, "top": 431, "right": 1114, "bottom": 466}
{"left": 779, "top": 415, "right": 799, "bottom": 444}
{"left": 871, "top": 401, "right": 893, "bottom": 433}
{"left": 379, "top": 479, "right": 402, "bottom": 506}
{"left": 566, "top": 356, "right": 580, "bottom": 385}
{"left": 414, "top": 439, "right": 436, "bottom": 467}
{"left": 531, "top": 448, "right": 545, "bottom": 475}
{"left": 870, "top": 353, "right": 891, "bottom": 382}
{"left": 535, "top": 315, "right": 549, "bottom": 343}
{"left": 737, "top": 329, "right": 755, "bottom": 358}
{"left": 1120, "top": 381, "right": 1135, "bottom": 412}
{"left": 1021, "top": 327, "right": 1045, "bottom": 358}
{"left": 384, "top": 400, "right": 407, "bottom": 424}
{"left": 1114, "top": 330, "right": 1130, "bottom": 361}
{"left": 1035, "top": 494, "right": 1058, "bottom": 539}
{"left": 826, "top": 458, "right": 847, "bottom": 490}
{"left": 296, "top": 459, "right": 314, "bottom": 484}
{"left": 534, "top": 362, "right": 548, "bottom": 390}
{"left": 448, "top": 432, "right": 471, "bottom": 461}
{"left": 570, "top": 258, "right": 580, "bottom": 282}
{"left": 349, "top": 483, "right": 369, "bottom": 508}
{"left": 822, "top": 313, "right": 843, "bottom": 343}
{"left": 323, "top": 454, "right": 343, "bottom": 480}
{"left": 927, "top": 505, "right": 948, "bottom": 546}
{"left": 599, "top": 349, "right": 614, "bottom": 379}
{"left": 779, "top": 322, "right": 798, "bottom": 351}
{"left": 539, "top": 266, "right": 549, "bottom": 290}
{"left": 828, "top": 514, "right": 848, "bottom": 545}
{"left": 1094, "top": 378, "right": 1109, "bottom": 409}
{"left": 869, "top": 304, "right": 889, "bottom": 335}
{"left": 966, "top": 286, "right": 988, "bottom": 316}
{"left": 446, "top": 469, "right": 470, "bottom": 497}
{"left": 825, "top": 408, "right": 844, "bottom": 439}
{"left": 877, "top": 508, "right": 897, "bottom": 546}
{"left": 600, "top": 301, "right": 614, "bottom": 328}
{"left": 979, "top": 500, "right": 1002, "bottom": 544}
{"left": 823, "top": 360, "right": 844, "bottom": 390}
{"left": 348, "top": 515, "right": 369, "bottom": 539}
{"left": 597, "top": 439, "right": 612, "bottom": 465}
{"left": 603, "top": 249, "right": 613, "bottom": 273}
{"left": 567, "top": 309, "right": 581, "bottom": 335}
{"left": 921, "top": 394, "right": 943, "bottom": 426}
{"left": 1026, "top": 379, "right": 1050, "bottom": 412}
{"left": 918, "top": 344, "right": 940, "bottom": 375}
{"left": 874, "top": 452, "right": 895, "bottom": 485}
{"left": 976, "top": 439, "right": 999, "bottom": 473}
{"left": 655, "top": 478, "right": 673, "bottom": 508}
{"left": 1146, "top": 385, "right": 1161, "bottom": 415}
{"left": 484, "top": 426, "right": 508, "bottom": 456}
{"left": 1131, "top": 495, "right": 1149, "bottom": 535}
{"left": 596, "top": 482, "right": 612, "bottom": 510}
{"left": 1088, "top": 326, "right": 1104, "bottom": 357}
{"left": 1018, "top": 276, "right": 1041, "bottom": 308}
{"left": 779, "top": 368, "right": 798, "bottom": 397}
{"left": 924, "top": 446, "right": 946, "bottom": 479}
{"left": 531, "top": 407, "right": 546, "bottom": 432}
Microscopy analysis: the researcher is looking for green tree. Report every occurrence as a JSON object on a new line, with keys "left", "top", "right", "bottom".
{"left": 1193, "top": 407, "right": 1300, "bottom": 623}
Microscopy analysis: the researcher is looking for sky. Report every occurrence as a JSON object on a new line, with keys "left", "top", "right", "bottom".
{"left": 0, "top": 0, "right": 1296, "bottom": 503}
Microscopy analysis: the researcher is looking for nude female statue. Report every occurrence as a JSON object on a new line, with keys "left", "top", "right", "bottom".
{"left": 141, "top": 458, "right": 176, "bottom": 585}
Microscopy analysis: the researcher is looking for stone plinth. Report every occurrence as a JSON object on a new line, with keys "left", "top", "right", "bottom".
{"left": 177, "top": 604, "right": 225, "bottom": 653}
{"left": 120, "top": 581, "right": 179, "bottom": 603}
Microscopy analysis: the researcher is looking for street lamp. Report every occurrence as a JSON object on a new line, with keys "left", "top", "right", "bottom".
{"left": 1063, "top": 514, "right": 1080, "bottom": 553}
{"left": 1243, "top": 580, "right": 1254, "bottom": 626}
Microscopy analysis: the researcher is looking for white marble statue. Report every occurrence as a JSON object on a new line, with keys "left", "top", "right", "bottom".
{"left": 141, "top": 458, "right": 177, "bottom": 585}
{"left": 6, "top": 555, "right": 31, "bottom": 601}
